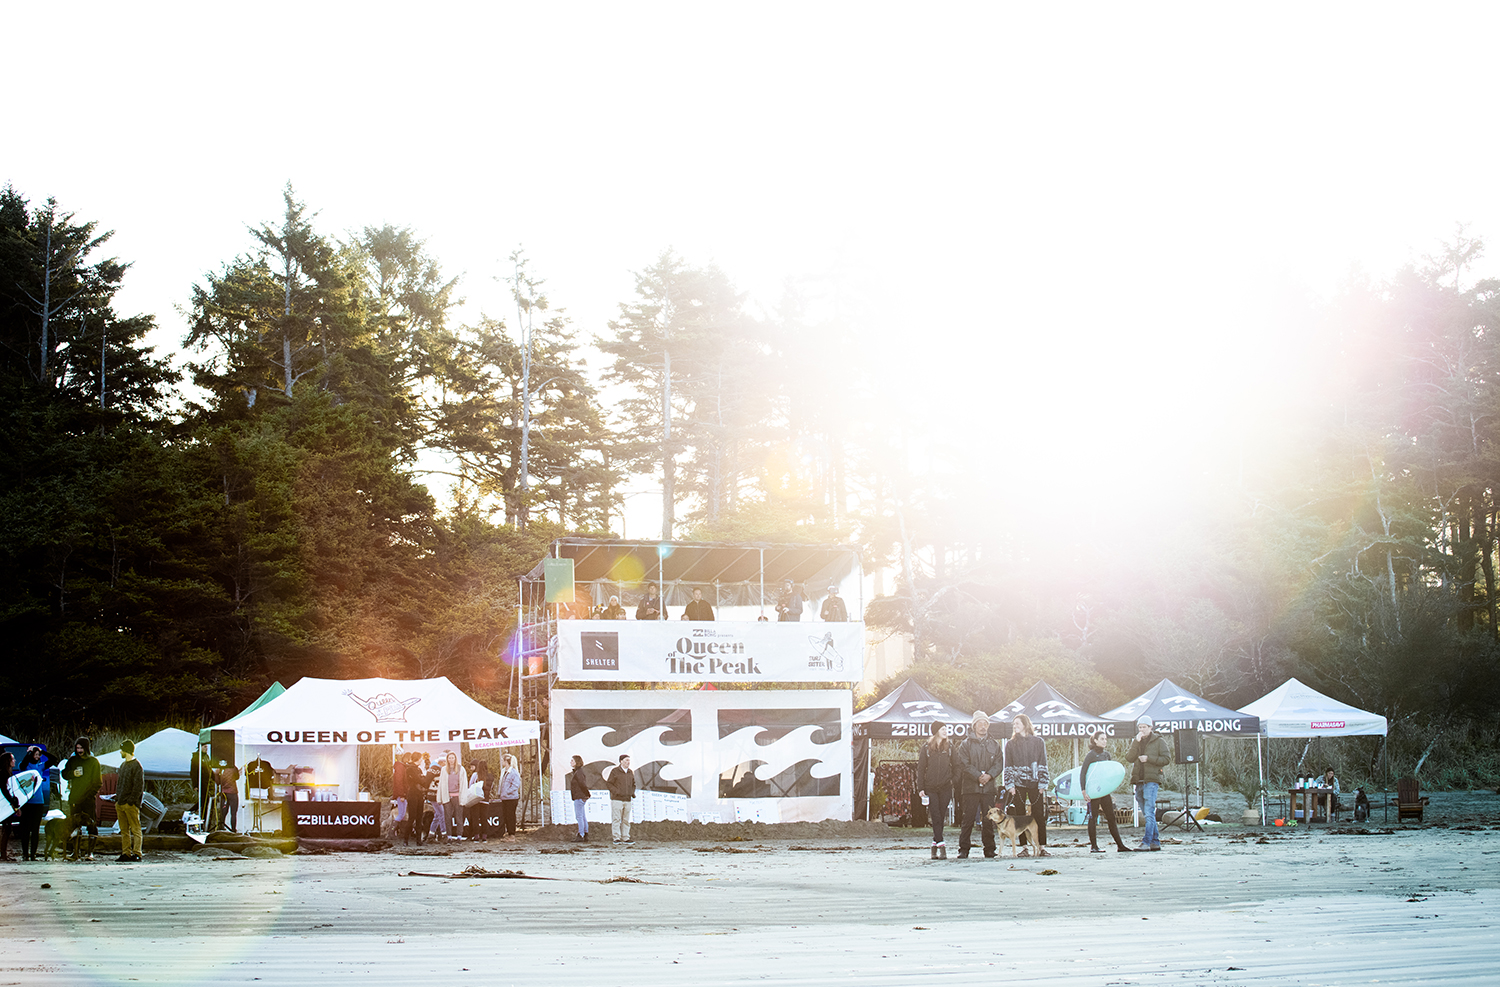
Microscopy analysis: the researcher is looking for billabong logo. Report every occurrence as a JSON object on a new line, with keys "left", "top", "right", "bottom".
{"left": 344, "top": 690, "right": 421, "bottom": 723}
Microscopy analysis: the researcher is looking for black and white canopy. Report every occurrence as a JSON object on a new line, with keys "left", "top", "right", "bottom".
{"left": 1100, "top": 679, "right": 1259, "bottom": 736}
{"left": 991, "top": 681, "right": 1134, "bottom": 739}
{"left": 852, "top": 679, "right": 976, "bottom": 740}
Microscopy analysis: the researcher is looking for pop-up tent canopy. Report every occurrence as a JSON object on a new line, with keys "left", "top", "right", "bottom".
{"left": 0, "top": 732, "right": 14, "bottom": 745}
{"left": 1103, "top": 679, "right": 1260, "bottom": 828}
{"left": 1238, "top": 678, "right": 1387, "bottom": 737}
{"left": 992, "top": 681, "right": 1133, "bottom": 738}
{"left": 200, "top": 681, "right": 287, "bottom": 745}
{"left": 97, "top": 727, "right": 198, "bottom": 780}
{"left": 1101, "top": 679, "right": 1260, "bottom": 737}
{"left": 214, "top": 676, "right": 541, "bottom": 832}
{"left": 1239, "top": 678, "right": 1389, "bottom": 824}
{"left": 225, "top": 676, "right": 539, "bottom": 749}
{"left": 852, "top": 679, "right": 973, "bottom": 820}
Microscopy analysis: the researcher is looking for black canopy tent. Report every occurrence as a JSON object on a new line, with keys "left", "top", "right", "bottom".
{"left": 1100, "top": 679, "right": 1260, "bottom": 737}
{"left": 851, "top": 679, "right": 974, "bottom": 820}
{"left": 991, "top": 680, "right": 1134, "bottom": 739}
{"left": 1101, "top": 679, "right": 1261, "bottom": 827}
{"left": 519, "top": 538, "right": 863, "bottom": 614}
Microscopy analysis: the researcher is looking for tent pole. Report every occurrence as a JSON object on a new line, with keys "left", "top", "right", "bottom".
{"left": 1257, "top": 735, "right": 1265, "bottom": 826}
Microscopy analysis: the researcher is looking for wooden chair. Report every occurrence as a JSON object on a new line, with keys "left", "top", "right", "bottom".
{"left": 1396, "top": 777, "right": 1429, "bottom": 822}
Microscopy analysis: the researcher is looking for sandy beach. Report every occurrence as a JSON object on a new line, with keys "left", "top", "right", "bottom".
{"left": 4, "top": 792, "right": 1498, "bottom": 986}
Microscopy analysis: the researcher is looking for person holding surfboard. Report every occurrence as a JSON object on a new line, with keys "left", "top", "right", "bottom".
{"left": 1128, "top": 717, "right": 1171, "bottom": 851}
{"left": 1082, "top": 731, "right": 1134, "bottom": 853}
{"left": 917, "top": 722, "right": 956, "bottom": 859}
{"left": 1, "top": 751, "right": 19, "bottom": 861}
{"left": 17, "top": 746, "right": 50, "bottom": 862}
{"left": 955, "top": 711, "right": 1002, "bottom": 859}
{"left": 1002, "top": 714, "right": 1050, "bottom": 857}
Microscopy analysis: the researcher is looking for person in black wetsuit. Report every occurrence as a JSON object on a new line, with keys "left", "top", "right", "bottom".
{"left": 1083, "top": 730, "right": 1134, "bottom": 853}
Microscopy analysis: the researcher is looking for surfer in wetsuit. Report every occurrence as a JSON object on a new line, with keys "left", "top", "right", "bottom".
{"left": 1082, "top": 730, "right": 1134, "bottom": 853}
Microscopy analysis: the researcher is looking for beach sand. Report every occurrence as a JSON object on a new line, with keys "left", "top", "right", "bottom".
{"left": 4, "top": 792, "right": 1497, "bottom": 986}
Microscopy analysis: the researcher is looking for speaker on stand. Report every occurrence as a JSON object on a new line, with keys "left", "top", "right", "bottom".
{"left": 1172, "top": 728, "right": 1204, "bottom": 832}
{"left": 208, "top": 729, "right": 236, "bottom": 831}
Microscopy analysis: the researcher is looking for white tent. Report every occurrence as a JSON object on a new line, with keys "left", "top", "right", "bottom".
{"left": 219, "top": 676, "right": 541, "bottom": 832}
{"left": 1238, "top": 678, "right": 1388, "bottom": 824}
{"left": 97, "top": 727, "right": 199, "bottom": 780}
{"left": 0, "top": 733, "right": 15, "bottom": 745}
{"left": 226, "top": 676, "right": 539, "bottom": 749}
{"left": 1239, "top": 678, "right": 1388, "bottom": 737}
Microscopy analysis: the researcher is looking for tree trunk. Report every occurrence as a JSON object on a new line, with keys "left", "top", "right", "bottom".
{"left": 661, "top": 346, "right": 674, "bottom": 540}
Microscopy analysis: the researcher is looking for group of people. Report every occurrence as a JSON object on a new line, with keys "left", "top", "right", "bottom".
{"left": 0, "top": 736, "right": 145, "bottom": 863}
{"left": 565, "top": 753, "right": 638, "bottom": 845}
{"left": 915, "top": 713, "right": 1174, "bottom": 858}
{"left": 392, "top": 750, "right": 523, "bottom": 845}
{"left": 595, "top": 581, "right": 851, "bottom": 623}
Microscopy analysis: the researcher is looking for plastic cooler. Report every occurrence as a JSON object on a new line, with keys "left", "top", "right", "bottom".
{"left": 1067, "top": 802, "right": 1089, "bottom": 825}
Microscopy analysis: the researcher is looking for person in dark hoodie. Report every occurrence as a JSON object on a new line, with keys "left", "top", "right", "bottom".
{"left": 1082, "top": 730, "right": 1134, "bottom": 853}
{"left": 1003, "top": 713, "right": 1050, "bottom": 857}
{"left": 916, "top": 721, "right": 956, "bottom": 859}
{"left": 115, "top": 739, "right": 145, "bottom": 862}
{"left": 63, "top": 737, "right": 102, "bottom": 860}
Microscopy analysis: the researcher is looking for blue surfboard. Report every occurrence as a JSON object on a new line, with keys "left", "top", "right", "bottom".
{"left": 1052, "top": 760, "right": 1126, "bottom": 801}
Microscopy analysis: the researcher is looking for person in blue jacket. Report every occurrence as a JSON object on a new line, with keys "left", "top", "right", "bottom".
{"left": 17, "top": 746, "right": 50, "bottom": 861}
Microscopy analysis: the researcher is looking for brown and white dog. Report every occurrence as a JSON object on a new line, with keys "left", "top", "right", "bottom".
{"left": 987, "top": 805, "right": 1042, "bottom": 857}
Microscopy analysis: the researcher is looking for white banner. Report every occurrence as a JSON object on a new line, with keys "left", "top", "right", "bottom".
{"left": 556, "top": 619, "right": 864, "bottom": 683}
{"left": 551, "top": 689, "right": 852, "bottom": 823}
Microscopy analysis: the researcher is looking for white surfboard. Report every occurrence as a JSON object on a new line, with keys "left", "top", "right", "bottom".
{"left": 1, "top": 770, "right": 42, "bottom": 823}
{"left": 1052, "top": 759, "right": 1126, "bottom": 801}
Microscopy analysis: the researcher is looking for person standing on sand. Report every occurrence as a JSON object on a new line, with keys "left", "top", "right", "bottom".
{"left": 1082, "top": 731, "right": 1134, "bottom": 853}
{"left": 498, "top": 754, "right": 522, "bottom": 837}
{"left": 954, "top": 711, "right": 1002, "bottom": 859}
{"left": 607, "top": 754, "right": 637, "bottom": 845}
{"left": 115, "top": 740, "right": 145, "bottom": 862}
{"left": 63, "top": 737, "right": 102, "bottom": 860}
{"left": 437, "top": 751, "right": 467, "bottom": 840}
{"left": 1003, "top": 713, "right": 1050, "bottom": 857}
{"left": 1128, "top": 716, "right": 1171, "bottom": 851}
{"left": 17, "top": 746, "right": 50, "bottom": 861}
{"left": 215, "top": 761, "right": 241, "bottom": 832}
{"left": 916, "top": 722, "right": 955, "bottom": 859}
{"left": 0, "top": 752, "right": 19, "bottom": 861}
{"left": 569, "top": 755, "right": 592, "bottom": 842}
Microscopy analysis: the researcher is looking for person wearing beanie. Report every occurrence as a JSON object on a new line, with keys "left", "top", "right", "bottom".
{"left": 115, "top": 740, "right": 145, "bottom": 862}
{"left": 1128, "top": 716, "right": 1171, "bottom": 851}
{"left": 954, "top": 711, "right": 1002, "bottom": 859}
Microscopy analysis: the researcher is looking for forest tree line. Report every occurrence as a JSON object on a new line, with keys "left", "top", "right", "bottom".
{"left": 2, "top": 186, "right": 1496, "bottom": 783}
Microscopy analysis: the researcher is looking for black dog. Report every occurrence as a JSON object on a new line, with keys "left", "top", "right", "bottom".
{"left": 1353, "top": 787, "right": 1370, "bottom": 822}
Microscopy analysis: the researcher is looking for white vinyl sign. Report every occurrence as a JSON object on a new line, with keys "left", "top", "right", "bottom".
{"left": 555, "top": 619, "right": 865, "bottom": 683}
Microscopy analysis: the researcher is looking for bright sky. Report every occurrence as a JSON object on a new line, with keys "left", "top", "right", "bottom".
{"left": 9, "top": 3, "right": 1500, "bottom": 542}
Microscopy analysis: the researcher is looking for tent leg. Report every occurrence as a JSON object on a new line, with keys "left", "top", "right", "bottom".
{"left": 1257, "top": 736, "right": 1266, "bottom": 826}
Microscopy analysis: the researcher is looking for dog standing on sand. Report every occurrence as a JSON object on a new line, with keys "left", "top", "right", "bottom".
{"left": 987, "top": 804, "right": 1040, "bottom": 857}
